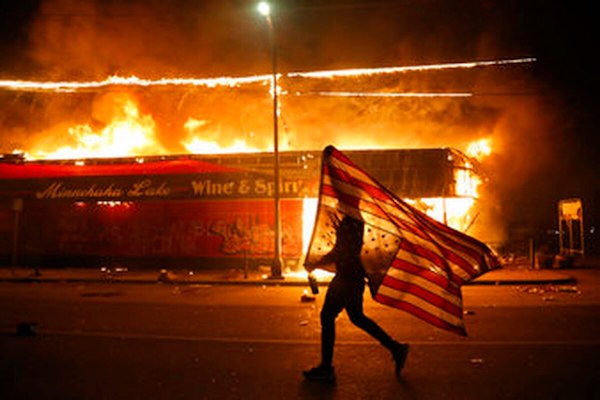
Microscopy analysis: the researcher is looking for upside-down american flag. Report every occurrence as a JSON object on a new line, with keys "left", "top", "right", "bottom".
{"left": 305, "top": 145, "right": 501, "bottom": 335}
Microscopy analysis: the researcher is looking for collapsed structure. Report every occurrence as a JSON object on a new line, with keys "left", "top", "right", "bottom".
{"left": 0, "top": 148, "right": 482, "bottom": 269}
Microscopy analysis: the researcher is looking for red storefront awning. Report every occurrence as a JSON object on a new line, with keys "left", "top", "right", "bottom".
{"left": 0, "top": 158, "right": 237, "bottom": 179}
{"left": 0, "top": 158, "right": 277, "bottom": 201}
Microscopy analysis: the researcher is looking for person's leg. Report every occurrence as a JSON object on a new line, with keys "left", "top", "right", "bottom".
{"left": 319, "top": 278, "right": 345, "bottom": 367}
{"left": 304, "top": 277, "right": 344, "bottom": 381}
{"left": 345, "top": 283, "right": 410, "bottom": 375}
{"left": 345, "top": 286, "right": 395, "bottom": 349}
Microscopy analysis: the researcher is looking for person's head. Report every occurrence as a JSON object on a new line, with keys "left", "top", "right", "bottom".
{"left": 335, "top": 216, "right": 364, "bottom": 254}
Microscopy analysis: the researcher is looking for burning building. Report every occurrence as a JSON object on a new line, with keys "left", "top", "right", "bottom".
{"left": 0, "top": 147, "right": 484, "bottom": 270}
{"left": 0, "top": 55, "right": 538, "bottom": 270}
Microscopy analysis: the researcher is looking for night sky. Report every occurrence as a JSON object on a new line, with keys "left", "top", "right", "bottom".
{"left": 0, "top": 0, "right": 598, "bottom": 250}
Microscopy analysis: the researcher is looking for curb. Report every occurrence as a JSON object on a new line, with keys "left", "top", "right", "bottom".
{"left": 0, "top": 274, "right": 577, "bottom": 287}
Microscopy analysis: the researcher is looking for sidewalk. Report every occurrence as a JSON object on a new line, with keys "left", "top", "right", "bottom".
{"left": 0, "top": 264, "right": 577, "bottom": 287}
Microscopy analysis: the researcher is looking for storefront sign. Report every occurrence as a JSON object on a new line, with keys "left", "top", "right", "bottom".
{"left": 21, "top": 174, "right": 313, "bottom": 201}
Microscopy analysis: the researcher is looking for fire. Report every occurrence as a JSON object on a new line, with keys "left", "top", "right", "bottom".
{"left": 30, "top": 93, "right": 164, "bottom": 160}
{"left": 28, "top": 94, "right": 267, "bottom": 160}
{"left": 7, "top": 63, "right": 499, "bottom": 242}
{"left": 302, "top": 198, "right": 319, "bottom": 252}
{"left": 182, "top": 118, "right": 260, "bottom": 154}
{"left": 0, "top": 74, "right": 270, "bottom": 93}
{"left": 0, "top": 57, "right": 534, "bottom": 93}
{"left": 410, "top": 197, "right": 476, "bottom": 232}
{"left": 455, "top": 165, "right": 481, "bottom": 198}
{"left": 466, "top": 138, "right": 492, "bottom": 160}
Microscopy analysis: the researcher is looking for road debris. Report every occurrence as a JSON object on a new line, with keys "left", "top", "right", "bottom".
{"left": 516, "top": 284, "right": 581, "bottom": 295}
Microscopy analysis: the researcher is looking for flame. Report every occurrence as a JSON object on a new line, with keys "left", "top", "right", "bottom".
{"left": 283, "top": 267, "right": 334, "bottom": 282}
{"left": 302, "top": 198, "right": 319, "bottom": 252}
{"left": 455, "top": 165, "right": 481, "bottom": 198}
{"left": 0, "top": 74, "right": 270, "bottom": 93}
{"left": 6, "top": 63, "right": 501, "bottom": 241}
{"left": 182, "top": 118, "right": 260, "bottom": 154}
{"left": 31, "top": 94, "right": 164, "bottom": 160}
{"left": 466, "top": 138, "right": 492, "bottom": 160}
{"left": 288, "top": 58, "right": 535, "bottom": 79}
{"left": 409, "top": 197, "right": 476, "bottom": 232}
{"left": 0, "top": 58, "right": 535, "bottom": 93}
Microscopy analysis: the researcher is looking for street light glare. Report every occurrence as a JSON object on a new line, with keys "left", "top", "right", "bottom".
{"left": 257, "top": 2, "right": 270, "bottom": 17}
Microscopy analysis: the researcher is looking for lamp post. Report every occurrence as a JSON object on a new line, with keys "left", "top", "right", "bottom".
{"left": 258, "top": 1, "right": 283, "bottom": 278}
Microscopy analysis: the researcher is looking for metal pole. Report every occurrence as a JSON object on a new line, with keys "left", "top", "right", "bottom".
{"left": 266, "top": 12, "right": 283, "bottom": 278}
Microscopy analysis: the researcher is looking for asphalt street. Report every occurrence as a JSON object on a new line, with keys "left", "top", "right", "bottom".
{"left": 1, "top": 269, "right": 599, "bottom": 399}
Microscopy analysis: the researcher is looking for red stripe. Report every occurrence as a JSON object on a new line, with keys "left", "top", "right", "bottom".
{"left": 409, "top": 207, "right": 492, "bottom": 265}
{"left": 324, "top": 177, "right": 480, "bottom": 280}
{"left": 388, "top": 203, "right": 483, "bottom": 276}
{"left": 315, "top": 146, "right": 500, "bottom": 337}
{"left": 326, "top": 164, "right": 395, "bottom": 204}
{"left": 390, "top": 258, "right": 461, "bottom": 296}
{"left": 328, "top": 145, "right": 492, "bottom": 264}
{"left": 380, "top": 275, "right": 463, "bottom": 317}
{"left": 326, "top": 166, "right": 490, "bottom": 276}
{"left": 398, "top": 227, "right": 479, "bottom": 280}
{"left": 374, "top": 292, "right": 466, "bottom": 336}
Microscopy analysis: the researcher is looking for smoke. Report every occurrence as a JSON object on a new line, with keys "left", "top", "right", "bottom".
{"left": 22, "top": 0, "right": 270, "bottom": 79}
{"left": 4, "top": 0, "right": 549, "bottom": 157}
{"left": 0, "top": 0, "right": 585, "bottom": 245}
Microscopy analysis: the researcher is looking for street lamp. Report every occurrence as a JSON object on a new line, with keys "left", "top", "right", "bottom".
{"left": 257, "top": 1, "right": 283, "bottom": 279}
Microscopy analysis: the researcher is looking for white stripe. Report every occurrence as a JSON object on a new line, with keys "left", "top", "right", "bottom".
{"left": 377, "top": 284, "right": 464, "bottom": 327}
{"left": 324, "top": 155, "right": 492, "bottom": 281}
{"left": 328, "top": 153, "right": 497, "bottom": 272}
{"left": 385, "top": 266, "right": 462, "bottom": 308}
{"left": 395, "top": 248, "right": 453, "bottom": 280}
{"left": 328, "top": 155, "right": 377, "bottom": 186}
{"left": 322, "top": 186, "right": 474, "bottom": 282}
{"left": 380, "top": 200, "right": 484, "bottom": 267}
{"left": 321, "top": 192, "right": 400, "bottom": 235}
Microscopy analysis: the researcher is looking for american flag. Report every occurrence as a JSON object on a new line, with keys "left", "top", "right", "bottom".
{"left": 305, "top": 145, "right": 500, "bottom": 335}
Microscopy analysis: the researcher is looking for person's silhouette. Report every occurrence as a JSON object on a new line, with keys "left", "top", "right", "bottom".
{"left": 303, "top": 216, "right": 409, "bottom": 382}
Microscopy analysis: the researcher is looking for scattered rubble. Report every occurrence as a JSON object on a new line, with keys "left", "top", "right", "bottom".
{"left": 515, "top": 284, "right": 581, "bottom": 295}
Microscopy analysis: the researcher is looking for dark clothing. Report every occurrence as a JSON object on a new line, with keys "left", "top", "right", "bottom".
{"left": 319, "top": 263, "right": 396, "bottom": 367}
{"left": 308, "top": 216, "right": 398, "bottom": 368}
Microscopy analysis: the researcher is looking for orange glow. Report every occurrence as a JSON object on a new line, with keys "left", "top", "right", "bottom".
{"left": 466, "top": 138, "right": 492, "bottom": 160}
{"left": 182, "top": 118, "right": 261, "bottom": 154}
{"left": 30, "top": 94, "right": 164, "bottom": 160}
{"left": 409, "top": 197, "right": 476, "bottom": 232}
{"left": 283, "top": 268, "right": 334, "bottom": 281}
{"left": 6, "top": 63, "right": 502, "bottom": 242}
{"left": 0, "top": 74, "right": 270, "bottom": 92}
{"left": 302, "top": 198, "right": 319, "bottom": 252}
{"left": 0, "top": 58, "right": 534, "bottom": 93}
{"left": 455, "top": 166, "right": 481, "bottom": 198}
{"left": 97, "top": 201, "right": 133, "bottom": 208}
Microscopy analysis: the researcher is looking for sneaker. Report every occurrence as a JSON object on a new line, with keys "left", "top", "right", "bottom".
{"left": 391, "top": 342, "right": 409, "bottom": 375}
{"left": 303, "top": 365, "right": 335, "bottom": 382}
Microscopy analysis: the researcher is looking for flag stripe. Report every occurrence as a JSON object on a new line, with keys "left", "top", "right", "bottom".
{"left": 374, "top": 291, "right": 466, "bottom": 336}
{"left": 325, "top": 162, "right": 494, "bottom": 268}
{"left": 306, "top": 146, "right": 499, "bottom": 335}
{"left": 376, "top": 283, "right": 463, "bottom": 326}
{"left": 399, "top": 239, "right": 469, "bottom": 284}
{"left": 321, "top": 182, "right": 479, "bottom": 282}
{"left": 389, "top": 257, "right": 461, "bottom": 296}
{"left": 323, "top": 169, "right": 486, "bottom": 276}
{"left": 380, "top": 274, "right": 463, "bottom": 317}
{"left": 404, "top": 206, "right": 489, "bottom": 268}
